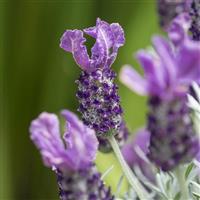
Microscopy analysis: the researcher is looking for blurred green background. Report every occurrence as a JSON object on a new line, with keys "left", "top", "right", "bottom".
{"left": 1, "top": 0, "right": 160, "bottom": 199}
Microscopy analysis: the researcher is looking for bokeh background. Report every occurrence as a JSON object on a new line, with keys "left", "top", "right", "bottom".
{"left": 1, "top": 0, "right": 161, "bottom": 199}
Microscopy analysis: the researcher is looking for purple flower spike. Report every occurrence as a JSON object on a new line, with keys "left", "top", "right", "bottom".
{"left": 120, "top": 16, "right": 200, "bottom": 171}
{"left": 60, "top": 30, "right": 91, "bottom": 71}
{"left": 147, "top": 95, "right": 199, "bottom": 171}
{"left": 60, "top": 18, "right": 125, "bottom": 71}
{"left": 76, "top": 68, "right": 123, "bottom": 138}
{"left": 60, "top": 18, "right": 125, "bottom": 151}
{"left": 30, "top": 111, "right": 114, "bottom": 200}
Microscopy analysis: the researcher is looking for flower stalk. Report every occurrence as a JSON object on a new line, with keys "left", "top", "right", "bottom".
{"left": 175, "top": 167, "right": 190, "bottom": 200}
{"left": 108, "top": 135, "right": 148, "bottom": 200}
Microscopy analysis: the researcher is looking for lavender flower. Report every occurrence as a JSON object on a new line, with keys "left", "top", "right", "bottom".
{"left": 122, "top": 129, "right": 154, "bottom": 182}
{"left": 189, "top": 0, "right": 200, "bottom": 41}
{"left": 120, "top": 15, "right": 200, "bottom": 171}
{"left": 60, "top": 18, "right": 125, "bottom": 150}
{"left": 29, "top": 110, "right": 114, "bottom": 200}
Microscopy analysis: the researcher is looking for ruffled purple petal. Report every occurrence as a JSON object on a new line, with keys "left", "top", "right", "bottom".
{"left": 176, "top": 39, "right": 200, "bottom": 84}
{"left": 85, "top": 18, "right": 125, "bottom": 69}
{"left": 83, "top": 26, "right": 96, "bottom": 38}
{"left": 119, "top": 65, "right": 148, "bottom": 96}
{"left": 110, "top": 23, "right": 125, "bottom": 48}
{"left": 108, "top": 23, "right": 125, "bottom": 66}
{"left": 29, "top": 112, "right": 68, "bottom": 168}
{"left": 152, "top": 36, "right": 177, "bottom": 86}
{"left": 88, "top": 18, "right": 115, "bottom": 69}
{"left": 61, "top": 18, "right": 124, "bottom": 71}
{"left": 30, "top": 111, "right": 98, "bottom": 171}
{"left": 136, "top": 50, "right": 166, "bottom": 95}
{"left": 61, "top": 110, "right": 99, "bottom": 171}
{"left": 60, "top": 30, "right": 91, "bottom": 71}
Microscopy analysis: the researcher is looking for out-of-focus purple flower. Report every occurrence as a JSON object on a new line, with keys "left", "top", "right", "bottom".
{"left": 30, "top": 110, "right": 98, "bottom": 171}
{"left": 30, "top": 110, "right": 114, "bottom": 200}
{"left": 120, "top": 15, "right": 200, "bottom": 99}
{"left": 122, "top": 129, "right": 154, "bottom": 182}
{"left": 189, "top": 0, "right": 200, "bottom": 41}
{"left": 157, "top": 0, "right": 192, "bottom": 29}
{"left": 147, "top": 95, "right": 199, "bottom": 171}
{"left": 60, "top": 18, "right": 125, "bottom": 151}
{"left": 120, "top": 16, "right": 200, "bottom": 171}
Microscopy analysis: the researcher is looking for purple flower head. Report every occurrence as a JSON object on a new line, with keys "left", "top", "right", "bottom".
{"left": 60, "top": 18, "right": 125, "bottom": 144}
{"left": 147, "top": 95, "right": 199, "bottom": 171}
{"left": 60, "top": 18, "right": 125, "bottom": 72}
{"left": 120, "top": 15, "right": 200, "bottom": 100}
{"left": 29, "top": 110, "right": 98, "bottom": 171}
{"left": 30, "top": 111, "right": 115, "bottom": 200}
{"left": 120, "top": 15, "right": 200, "bottom": 171}
{"left": 122, "top": 129, "right": 154, "bottom": 181}
{"left": 157, "top": 0, "right": 192, "bottom": 29}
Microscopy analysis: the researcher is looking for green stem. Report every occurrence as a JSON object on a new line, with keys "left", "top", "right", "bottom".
{"left": 108, "top": 135, "right": 149, "bottom": 200}
{"left": 175, "top": 167, "right": 190, "bottom": 200}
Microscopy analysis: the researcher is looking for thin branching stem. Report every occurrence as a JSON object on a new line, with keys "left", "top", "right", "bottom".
{"left": 108, "top": 135, "right": 149, "bottom": 200}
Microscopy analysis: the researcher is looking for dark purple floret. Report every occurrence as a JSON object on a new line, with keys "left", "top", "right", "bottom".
{"left": 189, "top": 0, "right": 200, "bottom": 40}
{"left": 56, "top": 165, "right": 114, "bottom": 200}
{"left": 157, "top": 0, "right": 191, "bottom": 29}
{"left": 147, "top": 95, "right": 199, "bottom": 171}
{"left": 76, "top": 68, "right": 123, "bottom": 137}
